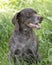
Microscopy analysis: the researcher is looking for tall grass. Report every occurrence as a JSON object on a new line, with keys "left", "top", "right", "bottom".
{"left": 0, "top": 0, "right": 52, "bottom": 65}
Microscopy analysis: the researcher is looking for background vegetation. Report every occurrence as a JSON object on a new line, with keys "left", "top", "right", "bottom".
{"left": 0, "top": 0, "right": 52, "bottom": 65}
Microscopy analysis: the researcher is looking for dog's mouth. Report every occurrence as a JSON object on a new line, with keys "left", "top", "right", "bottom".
{"left": 27, "top": 23, "right": 41, "bottom": 29}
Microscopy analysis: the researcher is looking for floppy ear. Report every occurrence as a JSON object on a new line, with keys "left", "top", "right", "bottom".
{"left": 12, "top": 12, "right": 21, "bottom": 31}
{"left": 12, "top": 12, "right": 20, "bottom": 25}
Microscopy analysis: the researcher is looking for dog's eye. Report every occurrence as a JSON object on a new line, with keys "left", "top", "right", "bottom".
{"left": 26, "top": 15, "right": 30, "bottom": 18}
{"left": 26, "top": 15, "right": 32, "bottom": 18}
{"left": 26, "top": 13, "right": 32, "bottom": 18}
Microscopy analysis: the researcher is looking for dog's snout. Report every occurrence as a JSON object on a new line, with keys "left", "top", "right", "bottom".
{"left": 38, "top": 16, "right": 43, "bottom": 23}
{"left": 40, "top": 17, "right": 43, "bottom": 21}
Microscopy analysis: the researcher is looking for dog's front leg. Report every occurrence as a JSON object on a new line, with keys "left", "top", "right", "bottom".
{"left": 33, "top": 40, "right": 40, "bottom": 64}
{"left": 8, "top": 51, "right": 13, "bottom": 65}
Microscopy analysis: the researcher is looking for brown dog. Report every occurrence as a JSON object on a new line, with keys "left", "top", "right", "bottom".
{"left": 8, "top": 8, "right": 43, "bottom": 65}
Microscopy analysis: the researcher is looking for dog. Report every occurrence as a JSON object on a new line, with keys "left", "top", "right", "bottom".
{"left": 8, "top": 8, "right": 43, "bottom": 65}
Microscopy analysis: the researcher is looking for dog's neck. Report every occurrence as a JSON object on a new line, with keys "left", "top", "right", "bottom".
{"left": 14, "top": 24, "right": 34, "bottom": 40}
{"left": 19, "top": 24, "right": 33, "bottom": 34}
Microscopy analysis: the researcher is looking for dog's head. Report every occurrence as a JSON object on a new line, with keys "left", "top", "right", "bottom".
{"left": 12, "top": 8, "right": 43, "bottom": 30}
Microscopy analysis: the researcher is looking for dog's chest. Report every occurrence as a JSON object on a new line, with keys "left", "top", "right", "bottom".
{"left": 16, "top": 34, "right": 33, "bottom": 42}
{"left": 14, "top": 33, "right": 34, "bottom": 48}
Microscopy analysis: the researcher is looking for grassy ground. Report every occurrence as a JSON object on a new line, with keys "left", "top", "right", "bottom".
{"left": 0, "top": 0, "right": 52, "bottom": 65}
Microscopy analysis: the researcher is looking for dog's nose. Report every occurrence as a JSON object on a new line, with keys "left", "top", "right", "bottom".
{"left": 40, "top": 17, "right": 43, "bottom": 21}
{"left": 38, "top": 17, "right": 43, "bottom": 23}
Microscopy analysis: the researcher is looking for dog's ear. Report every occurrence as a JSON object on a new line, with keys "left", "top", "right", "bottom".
{"left": 12, "top": 12, "right": 20, "bottom": 25}
{"left": 12, "top": 12, "right": 21, "bottom": 31}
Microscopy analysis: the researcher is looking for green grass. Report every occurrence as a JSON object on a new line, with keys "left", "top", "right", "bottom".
{"left": 0, "top": 0, "right": 52, "bottom": 65}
